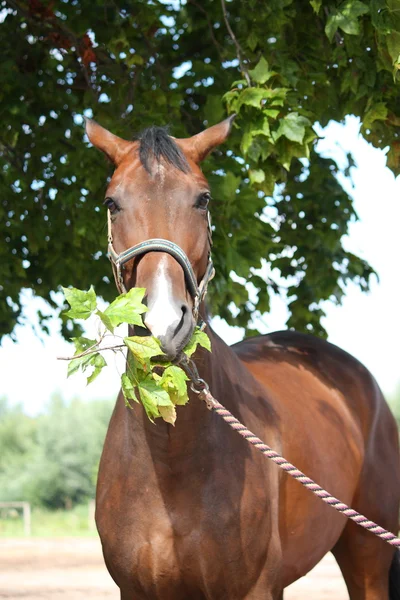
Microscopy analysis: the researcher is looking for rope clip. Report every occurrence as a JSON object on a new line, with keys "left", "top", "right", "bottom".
{"left": 198, "top": 388, "right": 216, "bottom": 410}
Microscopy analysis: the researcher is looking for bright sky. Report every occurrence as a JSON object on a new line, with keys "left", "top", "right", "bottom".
{"left": 1, "top": 116, "right": 399, "bottom": 415}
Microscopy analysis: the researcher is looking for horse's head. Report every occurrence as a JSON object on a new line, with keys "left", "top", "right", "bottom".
{"left": 86, "top": 116, "right": 234, "bottom": 360}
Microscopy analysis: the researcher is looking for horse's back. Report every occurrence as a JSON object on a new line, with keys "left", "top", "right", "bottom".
{"left": 233, "top": 330, "right": 400, "bottom": 586}
{"left": 233, "top": 329, "right": 394, "bottom": 433}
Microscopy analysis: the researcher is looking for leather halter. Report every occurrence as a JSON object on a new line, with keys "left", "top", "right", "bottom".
{"left": 106, "top": 210, "right": 215, "bottom": 321}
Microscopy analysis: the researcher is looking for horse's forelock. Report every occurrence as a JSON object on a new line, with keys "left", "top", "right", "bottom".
{"left": 137, "top": 126, "right": 190, "bottom": 174}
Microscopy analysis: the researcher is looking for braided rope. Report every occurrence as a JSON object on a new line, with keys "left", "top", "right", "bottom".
{"left": 199, "top": 388, "right": 400, "bottom": 548}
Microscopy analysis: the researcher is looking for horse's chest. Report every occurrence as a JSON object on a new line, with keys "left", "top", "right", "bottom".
{"left": 99, "top": 466, "right": 276, "bottom": 599}
{"left": 104, "top": 515, "right": 270, "bottom": 599}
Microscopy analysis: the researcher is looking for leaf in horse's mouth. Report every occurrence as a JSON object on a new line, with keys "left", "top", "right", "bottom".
{"left": 59, "top": 285, "right": 211, "bottom": 424}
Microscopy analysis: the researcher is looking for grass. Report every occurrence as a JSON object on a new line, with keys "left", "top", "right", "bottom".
{"left": 0, "top": 503, "right": 97, "bottom": 537}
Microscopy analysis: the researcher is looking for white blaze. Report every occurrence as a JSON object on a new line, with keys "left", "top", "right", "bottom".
{"left": 144, "top": 256, "right": 182, "bottom": 339}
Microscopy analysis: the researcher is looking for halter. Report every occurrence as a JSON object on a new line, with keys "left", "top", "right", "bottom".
{"left": 106, "top": 210, "right": 215, "bottom": 321}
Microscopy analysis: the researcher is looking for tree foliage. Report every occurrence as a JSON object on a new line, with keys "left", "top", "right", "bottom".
{"left": 0, "top": 395, "right": 112, "bottom": 508}
{"left": 1, "top": 0, "right": 399, "bottom": 339}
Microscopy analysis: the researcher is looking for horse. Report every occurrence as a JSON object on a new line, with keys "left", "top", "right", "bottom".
{"left": 85, "top": 115, "right": 400, "bottom": 599}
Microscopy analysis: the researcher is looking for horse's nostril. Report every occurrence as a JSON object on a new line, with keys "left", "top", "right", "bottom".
{"left": 173, "top": 304, "right": 188, "bottom": 339}
{"left": 144, "top": 297, "right": 194, "bottom": 361}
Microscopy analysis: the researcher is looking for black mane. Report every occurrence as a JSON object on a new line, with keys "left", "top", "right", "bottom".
{"left": 137, "top": 126, "right": 189, "bottom": 174}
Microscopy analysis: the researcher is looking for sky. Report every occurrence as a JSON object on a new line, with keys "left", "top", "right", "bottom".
{"left": 1, "top": 115, "right": 399, "bottom": 415}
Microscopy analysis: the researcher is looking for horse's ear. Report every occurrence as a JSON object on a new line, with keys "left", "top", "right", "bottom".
{"left": 85, "top": 118, "right": 134, "bottom": 165}
{"left": 179, "top": 115, "right": 236, "bottom": 163}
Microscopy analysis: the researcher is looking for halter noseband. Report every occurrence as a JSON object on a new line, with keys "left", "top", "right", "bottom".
{"left": 106, "top": 211, "right": 215, "bottom": 321}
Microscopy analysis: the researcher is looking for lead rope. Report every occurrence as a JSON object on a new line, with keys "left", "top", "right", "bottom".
{"left": 180, "top": 358, "right": 400, "bottom": 548}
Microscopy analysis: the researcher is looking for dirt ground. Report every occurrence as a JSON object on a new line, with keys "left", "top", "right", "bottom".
{"left": 0, "top": 537, "right": 349, "bottom": 599}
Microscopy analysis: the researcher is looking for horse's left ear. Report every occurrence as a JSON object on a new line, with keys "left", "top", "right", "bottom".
{"left": 179, "top": 115, "right": 236, "bottom": 163}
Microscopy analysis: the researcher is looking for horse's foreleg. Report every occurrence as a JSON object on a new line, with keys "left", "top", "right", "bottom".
{"left": 120, "top": 592, "right": 141, "bottom": 600}
{"left": 242, "top": 571, "right": 283, "bottom": 600}
{"left": 332, "top": 520, "right": 394, "bottom": 600}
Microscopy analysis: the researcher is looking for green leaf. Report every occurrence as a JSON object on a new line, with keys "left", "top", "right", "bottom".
{"left": 204, "top": 95, "right": 225, "bottom": 124}
{"left": 240, "top": 129, "right": 254, "bottom": 154}
{"left": 216, "top": 170, "right": 241, "bottom": 199}
{"left": 247, "top": 30, "right": 259, "bottom": 51}
{"left": 67, "top": 348, "right": 106, "bottom": 385}
{"left": 362, "top": 102, "right": 388, "bottom": 131}
{"left": 222, "top": 89, "right": 239, "bottom": 112}
{"left": 342, "top": 1, "right": 369, "bottom": 20}
{"left": 249, "top": 56, "right": 276, "bottom": 84}
{"left": 310, "top": 0, "right": 321, "bottom": 13}
{"left": 264, "top": 108, "right": 280, "bottom": 119}
{"left": 67, "top": 337, "right": 97, "bottom": 377}
{"left": 387, "top": 142, "right": 400, "bottom": 176}
{"left": 137, "top": 384, "right": 159, "bottom": 421}
{"left": 71, "top": 336, "right": 97, "bottom": 353}
{"left": 325, "top": 2, "right": 369, "bottom": 41}
{"left": 96, "top": 309, "right": 114, "bottom": 332}
{"left": 259, "top": 169, "right": 277, "bottom": 196}
{"left": 124, "top": 335, "right": 164, "bottom": 366}
{"left": 159, "top": 365, "right": 189, "bottom": 405}
{"left": 103, "top": 288, "right": 147, "bottom": 331}
{"left": 274, "top": 112, "right": 311, "bottom": 144}
{"left": 277, "top": 138, "right": 311, "bottom": 170}
{"left": 386, "top": 31, "right": 400, "bottom": 66}
{"left": 158, "top": 404, "right": 177, "bottom": 426}
{"left": 249, "top": 169, "right": 265, "bottom": 185}
{"left": 66, "top": 336, "right": 106, "bottom": 385}
{"left": 241, "top": 116, "right": 271, "bottom": 155}
{"left": 236, "top": 87, "right": 270, "bottom": 110}
{"left": 62, "top": 286, "right": 97, "bottom": 320}
{"left": 125, "top": 53, "right": 144, "bottom": 66}
{"left": 183, "top": 328, "right": 211, "bottom": 357}
{"left": 325, "top": 15, "right": 340, "bottom": 42}
{"left": 252, "top": 115, "right": 271, "bottom": 138}
{"left": 67, "top": 354, "right": 87, "bottom": 378}
{"left": 137, "top": 379, "right": 173, "bottom": 422}
{"left": 86, "top": 353, "right": 107, "bottom": 384}
{"left": 267, "top": 87, "right": 289, "bottom": 106}
{"left": 121, "top": 372, "right": 139, "bottom": 407}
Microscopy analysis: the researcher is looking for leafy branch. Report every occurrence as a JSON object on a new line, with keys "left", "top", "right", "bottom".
{"left": 57, "top": 343, "right": 126, "bottom": 361}
{"left": 59, "top": 286, "right": 211, "bottom": 425}
{"left": 220, "top": 0, "right": 251, "bottom": 86}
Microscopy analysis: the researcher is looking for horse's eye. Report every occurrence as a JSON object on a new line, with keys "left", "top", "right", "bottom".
{"left": 104, "top": 197, "right": 120, "bottom": 214}
{"left": 196, "top": 192, "right": 211, "bottom": 210}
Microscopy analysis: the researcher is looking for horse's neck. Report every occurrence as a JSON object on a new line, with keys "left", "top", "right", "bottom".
{"left": 192, "top": 324, "right": 245, "bottom": 403}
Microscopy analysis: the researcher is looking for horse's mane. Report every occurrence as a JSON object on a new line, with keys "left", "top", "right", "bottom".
{"left": 137, "top": 126, "right": 190, "bottom": 174}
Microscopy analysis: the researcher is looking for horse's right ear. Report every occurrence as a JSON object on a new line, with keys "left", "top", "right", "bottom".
{"left": 85, "top": 118, "right": 134, "bottom": 165}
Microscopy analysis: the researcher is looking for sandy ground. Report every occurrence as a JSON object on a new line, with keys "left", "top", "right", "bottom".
{"left": 0, "top": 537, "right": 349, "bottom": 599}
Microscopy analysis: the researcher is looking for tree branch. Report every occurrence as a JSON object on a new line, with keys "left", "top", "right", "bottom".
{"left": 57, "top": 343, "right": 125, "bottom": 361}
{"left": 188, "top": 0, "right": 225, "bottom": 62}
{"left": 220, "top": 0, "right": 251, "bottom": 86}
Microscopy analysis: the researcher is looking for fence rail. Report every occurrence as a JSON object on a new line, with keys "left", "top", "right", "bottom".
{"left": 0, "top": 501, "right": 31, "bottom": 536}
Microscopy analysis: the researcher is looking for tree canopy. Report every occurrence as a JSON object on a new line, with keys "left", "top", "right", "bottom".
{"left": 1, "top": 0, "right": 399, "bottom": 340}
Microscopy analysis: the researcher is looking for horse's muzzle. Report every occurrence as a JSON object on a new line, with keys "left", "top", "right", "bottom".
{"left": 145, "top": 301, "right": 194, "bottom": 361}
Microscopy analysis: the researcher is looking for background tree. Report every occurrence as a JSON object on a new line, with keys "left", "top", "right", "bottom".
{"left": 0, "top": 395, "right": 112, "bottom": 508}
{"left": 1, "top": 0, "right": 399, "bottom": 339}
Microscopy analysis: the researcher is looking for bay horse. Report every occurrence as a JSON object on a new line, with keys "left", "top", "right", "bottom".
{"left": 85, "top": 116, "right": 400, "bottom": 599}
